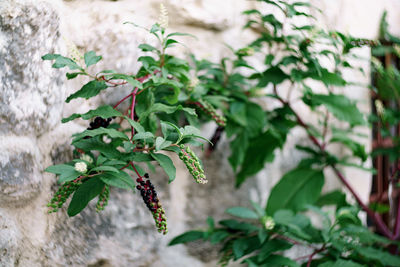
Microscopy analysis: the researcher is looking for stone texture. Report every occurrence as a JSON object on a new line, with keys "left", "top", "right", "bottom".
{"left": 0, "top": 0, "right": 64, "bottom": 136}
{"left": 0, "top": 210, "right": 21, "bottom": 267}
{"left": 0, "top": 136, "right": 42, "bottom": 205}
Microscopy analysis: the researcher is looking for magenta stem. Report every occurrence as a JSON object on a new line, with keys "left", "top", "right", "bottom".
{"left": 273, "top": 87, "right": 394, "bottom": 239}
{"left": 130, "top": 162, "right": 142, "bottom": 178}
{"left": 113, "top": 93, "right": 133, "bottom": 109}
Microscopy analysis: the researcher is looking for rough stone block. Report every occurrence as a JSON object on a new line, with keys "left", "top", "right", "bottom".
{"left": 0, "top": 210, "right": 21, "bottom": 267}
{"left": 0, "top": 0, "right": 64, "bottom": 136}
{"left": 0, "top": 136, "right": 42, "bottom": 205}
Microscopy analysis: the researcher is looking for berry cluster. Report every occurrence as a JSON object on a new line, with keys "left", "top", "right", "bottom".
{"left": 47, "top": 180, "right": 82, "bottom": 213}
{"left": 96, "top": 185, "right": 110, "bottom": 212}
{"left": 88, "top": 117, "right": 112, "bottom": 130}
{"left": 136, "top": 173, "right": 168, "bottom": 234}
{"left": 193, "top": 100, "right": 226, "bottom": 127}
{"left": 179, "top": 145, "right": 207, "bottom": 184}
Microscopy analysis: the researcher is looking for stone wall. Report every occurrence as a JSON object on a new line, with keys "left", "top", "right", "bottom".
{"left": 0, "top": 0, "right": 399, "bottom": 266}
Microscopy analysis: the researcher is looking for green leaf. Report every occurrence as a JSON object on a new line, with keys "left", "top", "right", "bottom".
{"left": 210, "top": 231, "right": 230, "bottom": 244}
{"left": 73, "top": 138, "right": 122, "bottom": 159}
{"left": 150, "top": 152, "right": 176, "bottom": 183}
{"left": 266, "top": 167, "right": 324, "bottom": 215}
{"left": 236, "top": 131, "right": 281, "bottom": 186}
{"left": 84, "top": 51, "right": 102, "bottom": 67}
{"left": 180, "top": 125, "right": 212, "bottom": 144}
{"left": 262, "top": 255, "right": 299, "bottom": 267}
{"left": 72, "top": 127, "right": 129, "bottom": 143}
{"left": 140, "top": 103, "right": 196, "bottom": 119}
{"left": 234, "top": 236, "right": 260, "bottom": 260}
{"left": 233, "top": 238, "right": 249, "bottom": 259}
{"left": 42, "top": 54, "right": 61, "bottom": 60}
{"left": 257, "top": 66, "right": 289, "bottom": 87}
{"left": 103, "top": 160, "right": 127, "bottom": 166}
{"left": 319, "top": 259, "right": 364, "bottom": 267}
{"left": 161, "top": 120, "right": 182, "bottom": 141}
{"left": 219, "top": 219, "right": 259, "bottom": 232}
{"left": 258, "top": 239, "right": 293, "bottom": 262}
{"left": 165, "top": 39, "right": 179, "bottom": 48}
{"left": 132, "top": 132, "right": 154, "bottom": 140}
{"left": 66, "top": 80, "right": 108, "bottom": 103}
{"left": 155, "top": 137, "right": 173, "bottom": 151}
{"left": 138, "top": 56, "right": 158, "bottom": 70}
{"left": 110, "top": 74, "right": 143, "bottom": 89}
{"left": 42, "top": 54, "right": 82, "bottom": 70}
{"left": 127, "top": 152, "right": 154, "bottom": 162}
{"left": 166, "top": 32, "right": 196, "bottom": 39}
{"left": 124, "top": 117, "right": 145, "bottom": 133}
{"left": 310, "top": 93, "right": 365, "bottom": 126}
{"left": 356, "top": 246, "right": 400, "bottom": 266}
{"left": 316, "top": 190, "right": 348, "bottom": 208}
{"left": 45, "top": 164, "right": 82, "bottom": 183}
{"left": 66, "top": 72, "right": 86, "bottom": 80}
{"left": 225, "top": 207, "right": 259, "bottom": 219}
{"left": 330, "top": 133, "right": 367, "bottom": 161}
{"left": 181, "top": 125, "right": 200, "bottom": 136}
{"left": 57, "top": 170, "right": 82, "bottom": 184}
{"left": 311, "top": 69, "right": 346, "bottom": 86}
{"left": 45, "top": 164, "right": 75, "bottom": 174}
{"left": 168, "top": 231, "right": 205, "bottom": 246}
{"left": 90, "top": 166, "right": 119, "bottom": 173}
{"left": 67, "top": 177, "right": 105, "bottom": 216}
{"left": 251, "top": 201, "right": 265, "bottom": 217}
{"left": 246, "top": 102, "right": 265, "bottom": 137}
{"left": 228, "top": 131, "right": 248, "bottom": 172}
{"left": 265, "top": 54, "right": 274, "bottom": 65}
{"left": 98, "top": 171, "right": 135, "bottom": 190}
{"left": 62, "top": 105, "right": 122, "bottom": 123}
{"left": 230, "top": 102, "right": 247, "bottom": 126}
{"left": 150, "top": 23, "right": 162, "bottom": 34}
{"left": 138, "top": 44, "right": 157, "bottom": 52}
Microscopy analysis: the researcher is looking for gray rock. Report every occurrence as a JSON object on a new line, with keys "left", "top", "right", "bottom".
{"left": 0, "top": 209, "right": 21, "bottom": 267}
{"left": 0, "top": 136, "right": 42, "bottom": 205}
{"left": 0, "top": 0, "right": 64, "bottom": 136}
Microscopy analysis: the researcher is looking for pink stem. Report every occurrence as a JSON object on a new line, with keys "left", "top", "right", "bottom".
{"left": 307, "top": 246, "right": 325, "bottom": 267}
{"left": 130, "top": 87, "right": 139, "bottom": 140}
{"left": 273, "top": 87, "right": 394, "bottom": 239}
{"left": 113, "top": 93, "right": 133, "bottom": 109}
{"left": 130, "top": 162, "right": 142, "bottom": 178}
{"left": 332, "top": 167, "right": 393, "bottom": 238}
{"left": 112, "top": 70, "right": 160, "bottom": 110}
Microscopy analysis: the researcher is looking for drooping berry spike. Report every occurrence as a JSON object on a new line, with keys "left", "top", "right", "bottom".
{"left": 87, "top": 117, "right": 112, "bottom": 130}
{"left": 47, "top": 180, "right": 82, "bottom": 213}
{"left": 96, "top": 185, "right": 110, "bottom": 212}
{"left": 179, "top": 145, "right": 208, "bottom": 184}
{"left": 193, "top": 100, "right": 226, "bottom": 127}
{"left": 136, "top": 173, "right": 168, "bottom": 234}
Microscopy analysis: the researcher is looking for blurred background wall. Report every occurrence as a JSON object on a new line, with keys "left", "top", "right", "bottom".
{"left": 1, "top": 0, "right": 400, "bottom": 266}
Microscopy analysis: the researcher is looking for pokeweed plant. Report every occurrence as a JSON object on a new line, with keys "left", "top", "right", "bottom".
{"left": 170, "top": 0, "right": 400, "bottom": 265}
{"left": 42, "top": 7, "right": 217, "bottom": 234}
